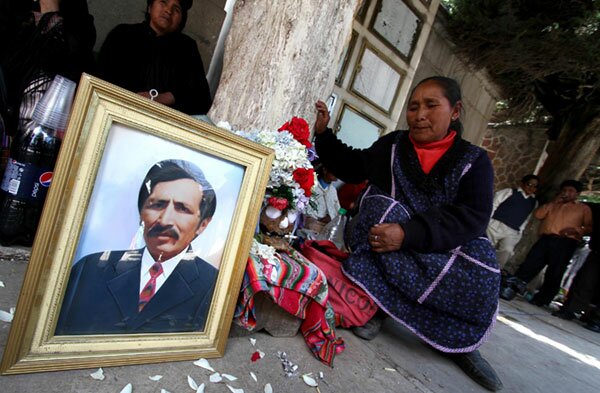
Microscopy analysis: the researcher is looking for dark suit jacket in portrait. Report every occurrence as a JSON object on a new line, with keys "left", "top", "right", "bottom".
{"left": 55, "top": 248, "right": 218, "bottom": 335}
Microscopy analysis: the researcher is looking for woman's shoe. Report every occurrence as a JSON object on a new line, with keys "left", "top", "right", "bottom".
{"left": 351, "top": 315, "right": 384, "bottom": 340}
{"left": 447, "top": 350, "right": 503, "bottom": 391}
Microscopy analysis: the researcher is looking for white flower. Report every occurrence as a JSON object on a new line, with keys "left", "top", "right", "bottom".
{"left": 234, "top": 127, "right": 313, "bottom": 213}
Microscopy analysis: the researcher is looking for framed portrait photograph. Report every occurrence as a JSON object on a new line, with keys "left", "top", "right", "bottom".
{"left": 0, "top": 75, "right": 273, "bottom": 374}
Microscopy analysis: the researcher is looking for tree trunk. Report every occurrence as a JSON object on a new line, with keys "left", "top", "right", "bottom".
{"left": 208, "top": 0, "right": 360, "bottom": 131}
{"left": 537, "top": 112, "right": 600, "bottom": 202}
{"left": 504, "top": 112, "right": 600, "bottom": 273}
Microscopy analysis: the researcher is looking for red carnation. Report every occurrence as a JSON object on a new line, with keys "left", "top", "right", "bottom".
{"left": 267, "top": 196, "right": 289, "bottom": 211}
{"left": 278, "top": 117, "right": 312, "bottom": 148}
{"left": 292, "top": 167, "right": 315, "bottom": 197}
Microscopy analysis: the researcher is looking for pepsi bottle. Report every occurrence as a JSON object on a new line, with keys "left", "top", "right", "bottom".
{"left": 0, "top": 121, "right": 61, "bottom": 246}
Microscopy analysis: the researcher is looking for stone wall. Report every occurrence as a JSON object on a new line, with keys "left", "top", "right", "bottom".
{"left": 481, "top": 125, "right": 548, "bottom": 190}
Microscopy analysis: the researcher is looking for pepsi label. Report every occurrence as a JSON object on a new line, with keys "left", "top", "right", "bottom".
{"left": 0, "top": 159, "right": 52, "bottom": 201}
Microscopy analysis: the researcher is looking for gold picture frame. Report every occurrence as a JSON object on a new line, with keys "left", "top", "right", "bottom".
{"left": 0, "top": 74, "right": 273, "bottom": 374}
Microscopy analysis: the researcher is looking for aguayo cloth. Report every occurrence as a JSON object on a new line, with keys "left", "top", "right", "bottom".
{"left": 234, "top": 248, "right": 345, "bottom": 366}
{"left": 300, "top": 240, "right": 378, "bottom": 328}
{"left": 344, "top": 135, "right": 500, "bottom": 353}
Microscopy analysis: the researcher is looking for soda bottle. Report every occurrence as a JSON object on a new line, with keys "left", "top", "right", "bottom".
{"left": 0, "top": 123, "right": 62, "bottom": 245}
{"left": 0, "top": 75, "right": 75, "bottom": 246}
{"left": 323, "top": 207, "right": 348, "bottom": 250}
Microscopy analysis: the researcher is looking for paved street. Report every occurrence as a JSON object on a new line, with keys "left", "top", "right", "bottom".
{"left": 1, "top": 246, "right": 599, "bottom": 392}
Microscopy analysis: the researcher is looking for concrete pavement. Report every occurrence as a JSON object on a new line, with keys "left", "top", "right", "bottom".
{"left": 1, "top": 246, "right": 599, "bottom": 392}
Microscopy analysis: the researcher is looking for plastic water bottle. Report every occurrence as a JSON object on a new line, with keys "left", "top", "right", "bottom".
{"left": 324, "top": 208, "right": 347, "bottom": 250}
{"left": 0, "top": 75, "right": 75, "bottom": 246}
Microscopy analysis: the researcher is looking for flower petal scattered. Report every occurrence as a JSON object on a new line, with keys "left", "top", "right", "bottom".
{"left": 188, "top": 375, "right": 199, "bottom": 390}
{"left": 302, "top": 374, "right": 318, "bottom": 387}
{"left": 250, "top": 372, "right": 257, "bottom": 382}
{"left": 250, "top": 338, "right": 256, "bottom": 346}
{"left": 119, "top": 383, "right": 132, "bottom": 393}
{"left": 226, "top": 385, "right": 244, "bottom": 393}
{"left": 209, "top": 372, "right": 223, "bottom": 383}
{"left": 0, "top": 309, "right": 13, "bottom": 322}
{"left": 193, "top": 358, "right": 215, "bottom": 372}
{"left": 90, "top": 368, "right": 105, "bottom": 380}
{"left": 264, "top": 383, "right": 273, "bottom": 393}
{"left": 149, "top": 375, "right": 163, "bottom": 381}
{"left": 222, "top": 373, "right": 237, "bottom": 381}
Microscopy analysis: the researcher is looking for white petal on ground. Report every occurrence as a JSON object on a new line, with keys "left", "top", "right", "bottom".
{"left": 319, "top": 371, "right": 324, "bottom": 379}
{"left": 264, "top": 383, "right": 273, "bottom": 393}
{"left": 0, "top": 309, "right": 13, "bottom": 322}
{"left": 302, "top": 374, "right": 318, "bottom": 387}
{"left": 384, "top": 367, "right": 396, "bottom": 372}
{"left": 258, "top": 350, "right": 265, "bottom": 358}
{"left": 90, "top": 368, "right": 105, "bottom": 380}
{"left": 196, "top": 383, "right": 205, "bottom": 393}
{"left": 119, "top": 383, "right": 132, "bottom": 393}
{"left": 250, "top": 372, "right": 257, "bottom": 382}
{"left": 193, "top": 358, "right": 215, "bottom": 372}
{"left": 0, "top": 280, "right": 5, "bottom": 287}
{"left": 9, "top": 307, "right": 15, "bottom": 314}
{"left": 250, "top": 338, "right": 256, "bottom": 346}
{"left": 222, "top": 373, "right": 238, "bottom": 381}
{"left": 226, "top": 385, "right": 244, "bottom": 393}
{"left": 160, "top": 389, "right": 171, "bottom": 393}
{"left": 188, "top": 375, "right": 199, "bottom": 390}
{"left": 209, "top": 372, "right": 223, "bottom": 383}
{"left": 149, "top": 375, "right": 163, "bottom": 381}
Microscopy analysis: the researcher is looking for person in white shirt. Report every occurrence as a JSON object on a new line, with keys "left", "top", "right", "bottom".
{"left": 487, "top": 174, "right": 539, "bottom": 268}
{"left": 303, "top": 160, "right": 341, "bottom": 236}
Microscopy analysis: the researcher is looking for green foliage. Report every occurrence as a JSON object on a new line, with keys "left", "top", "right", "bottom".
{"left": 446, "top": 0, "right": 600, "bottom": 125}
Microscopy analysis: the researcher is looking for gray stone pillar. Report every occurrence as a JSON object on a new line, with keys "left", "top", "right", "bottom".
{"left": 209, "top": 0, "right": 359, "bottom": 130}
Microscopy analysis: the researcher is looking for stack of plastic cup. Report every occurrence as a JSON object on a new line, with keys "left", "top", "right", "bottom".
{"left": 31, "top": 75, "right": 76, "bottom": 132}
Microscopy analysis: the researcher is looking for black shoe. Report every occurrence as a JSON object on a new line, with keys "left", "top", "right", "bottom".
{"left": 500, "top": 277, "right": 527, "bottom": 301}
{"left": 352, "top": 315, "right": 384, "bottom": 340}
{"left": 499, "top": 286, "right": 516, "bottom": 301}
{"left": 447, "top": 350, "right": 503, "bottom": 391}
{"left": 584, "top": 322, "right": 600, "bottom": 333}
{"left": 552, "top": 308, "right": 576, "bottom": 320}
{"left": 529, "top": 295, "right": 548, "bottom": 307}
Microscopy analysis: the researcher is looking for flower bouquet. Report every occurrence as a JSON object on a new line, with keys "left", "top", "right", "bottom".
{"left": 219, "top": 117, "right": 316, "bottom": 250}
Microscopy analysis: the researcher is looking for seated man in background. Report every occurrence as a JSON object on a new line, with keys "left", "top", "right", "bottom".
{"left": 303, "top": 159, "right": 341, "bottom": 237}
{"left": 487, "top": 174, "right": 539, "bottom": 268}
{"left": 97, "top": 0, "right": 212, "bottom": 115}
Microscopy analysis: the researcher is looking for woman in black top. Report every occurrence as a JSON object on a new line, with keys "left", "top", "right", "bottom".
{"left": 98, "top": 0, "right": 212, "bottom": 115}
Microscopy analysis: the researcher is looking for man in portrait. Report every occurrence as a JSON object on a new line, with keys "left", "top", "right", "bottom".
{"left": 55, "top": 159, "right": 218, "bottom": 334}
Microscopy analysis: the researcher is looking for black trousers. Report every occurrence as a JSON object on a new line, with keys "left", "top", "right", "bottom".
{"left": 563, "top": 250, "right": 600, "bottom": 312}
{"left": 515, "top": 235, "right": 579, "bottom": 305}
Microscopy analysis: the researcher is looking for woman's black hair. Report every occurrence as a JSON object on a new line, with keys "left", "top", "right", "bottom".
{"left": 410, "top": 76, "right": 464, "bottom": 134}
{"left": 145, "top": 0, "right": 192, "bottom": 32}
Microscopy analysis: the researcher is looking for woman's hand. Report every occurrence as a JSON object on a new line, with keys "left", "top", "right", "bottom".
{"left": 369, "top": 223, "right": 404, "bottom": 253}
{"left": 314, "top": 100, "right": 330, "bottom": 135}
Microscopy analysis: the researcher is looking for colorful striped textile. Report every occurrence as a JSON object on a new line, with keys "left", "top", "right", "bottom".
{"left": 234, "top": 248, "right": 345, "bottom": 366}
